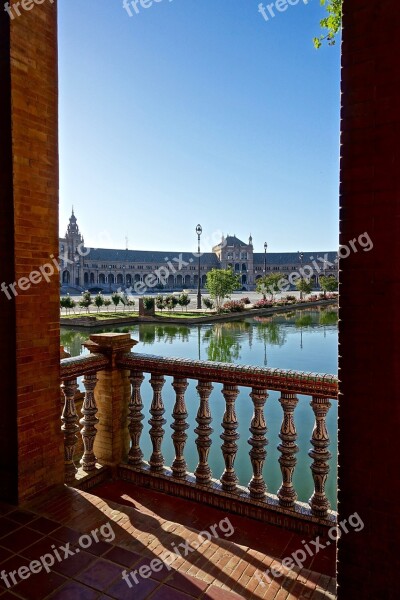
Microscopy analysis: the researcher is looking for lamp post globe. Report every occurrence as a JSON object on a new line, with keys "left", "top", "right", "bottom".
{"left": 264, "top": 242, "right": 268, "bottom": 274}
{"left": 298, "top": 251, "right": 304, "bottom": 300}
{"left": 196, "top": 224, "right": 202, "bottom": 309}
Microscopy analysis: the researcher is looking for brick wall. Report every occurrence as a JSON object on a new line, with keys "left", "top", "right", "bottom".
{"left": 338, "top": 1, "right": 400, "bottom": 598}
{"left": 0, "top": 0, "right": 63, "bottom": 503}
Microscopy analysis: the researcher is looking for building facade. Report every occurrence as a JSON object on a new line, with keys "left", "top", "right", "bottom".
{"left": 60, "top": 211, "right": 338, "bottom": 293}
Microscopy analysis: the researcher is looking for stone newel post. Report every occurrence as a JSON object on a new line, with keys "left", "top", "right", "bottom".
{"left": 84, "top": 333, "right": 137, "bottom": 469}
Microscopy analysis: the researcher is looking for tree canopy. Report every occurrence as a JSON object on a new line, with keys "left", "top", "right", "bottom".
{"left": 205, "top": 268, "right": 241, "bottom": 310}
{"left": 314, "top": 0, "right": 343, "bottom": 49}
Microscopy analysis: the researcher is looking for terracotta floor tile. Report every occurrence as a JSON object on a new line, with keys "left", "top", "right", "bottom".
{"left": 0, "top": 528, "right": 44, "bottom": 553}
{"left": 105, "top": 575, "right": 158, "bottom": 600}
{"left": 0, "top": 554, "right": 31, "bottom": 591}
{"left": 0, "top": 519, "right": 20, "bottom": 539}
{"left": 52, "top": 549, "right": 96, "bottom": 578}
{"left": 202, "top": 585, "right": 243, "bottom": 600}
{"left": 7, "top": 511, "right": 35, "bottom": 526}
{"left": 48, "top": 580, "right": 101, "bottom": 599}
{"left": 13, "top": 569, "right": 66, "bottom": 600}
{"left": 150, "top": 586, "right": 194, "bottom": 599}
{"left": 19, "top": 535, "right": 63, "bottom": 561}
{"left": 164, "top": 571, "right": 208, "bottom": 595}
{"left": 51, "top": 526, "right": 84, "bottom": 545}
{"left": 0, "top": 591, "right": 23, "bottom": 599}
{"left": 0, "top": 546, "right": 13, "bottom": 564}
{"left": 86, "top": 540, "right": 114, "bottom": 557}
{"left": 28, "top": 517, "right": 61, "bottom": 535}
{"left": 0, "top": 503, "right": 14, "bottom": 517}
{"left": 75, "top": 558, "right": 124, "bottom": 591}
{"left": 102, "top": 546, "right": 142, "bottom": 568}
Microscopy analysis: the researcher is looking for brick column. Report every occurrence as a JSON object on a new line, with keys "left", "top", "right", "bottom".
{"left": 339, "top": 0, "right": 400, "bottom": 597}
{"left": 84, "top": 334, "right": 137, "bottom": 468}
{"left": 0, "top": 1, "right": 62, "bottom": 503}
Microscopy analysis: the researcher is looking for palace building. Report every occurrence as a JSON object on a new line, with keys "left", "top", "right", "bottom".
{"left": 60, "top": 210, "right": 338, "bottom": 293}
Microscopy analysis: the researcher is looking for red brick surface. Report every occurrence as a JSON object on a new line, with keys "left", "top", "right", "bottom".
{"left": 0, "top": 1, "right": 63, "bottom": 503}
{"left": 338, "top": 0, "right": 400, "bottom": 598}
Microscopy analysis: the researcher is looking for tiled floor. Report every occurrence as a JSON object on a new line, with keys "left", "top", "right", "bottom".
{"left": 0, "top": 483, "right": 336, "bottom": 599}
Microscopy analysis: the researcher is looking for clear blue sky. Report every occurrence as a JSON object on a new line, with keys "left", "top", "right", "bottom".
{"left": 58, "top": 0, "right": 340, "bottom": 253}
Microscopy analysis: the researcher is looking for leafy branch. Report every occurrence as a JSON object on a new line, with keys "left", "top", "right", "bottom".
{"left": 314, "top": 0, "right": 343, "bottom": 49}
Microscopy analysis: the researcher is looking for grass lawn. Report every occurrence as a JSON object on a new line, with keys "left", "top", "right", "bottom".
{"left": 60, "top": 311, "right": 139, "bottom": 320}
{"left": 60, "top": 310, "right": 214, "bottom": 320}
{"left": 154, "top": 311, "right": 213, "bottom": 318}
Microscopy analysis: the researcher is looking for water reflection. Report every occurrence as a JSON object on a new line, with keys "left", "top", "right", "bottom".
{"left": 60, "top": 307, "right": 338, "bottom": 507}
{"left": 61, "top": 308, "right": 338, "bottom": 365}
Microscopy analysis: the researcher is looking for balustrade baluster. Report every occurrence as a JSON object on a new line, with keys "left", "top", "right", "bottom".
{"left": 79, "top": 373, "right": 99, "bottom": 472}
{"left": 277, "top": 391, "right": 299, "bottom": 507}
{"left": 309, "top": 395, "right": 332, "bottom": 517}
{"left": 171, "top": 377, "right": 189, "bottom": 478}
{"left": 61, "top": 378, "right": 79, "bottom": 484}
{"left": 248, "top": 388, "right": 268, "bottom": 499}
{"left": 148, "top": 374, "right": 166, "bottom": 471}
{"left": 194, "top": 381, "right": 213, "bottom": 485}
{"left": 128, "top": 371, "right": 145, "bottom": 466}
{"left": 220, "top": 385, "right": 240, "bottom": 492}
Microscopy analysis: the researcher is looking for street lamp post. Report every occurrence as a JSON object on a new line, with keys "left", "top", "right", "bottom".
{"left": 264, "top": 242, "right": 268, "bottom": 274}
{"left": 108, "top": 265, "right": 112, "bottom": 293}
{"left": 298, "top": 251, "right": 304, "bottom": 300}
{"left": 196, "top": 224, "right": 202, "bottom": 309}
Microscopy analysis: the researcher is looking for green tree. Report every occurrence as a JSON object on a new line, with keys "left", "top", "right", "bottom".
{"left": 203, "top": 326, "right": 241, "bottom": 363}
{"left": 156, "top": 295, "right": 166, "bottom": 312}
{"left": 104, "top": 298, "right": 111, "bottom": 311}
{"left": 296, "top": 278, "right": 313, "bottom": 299}
{"left": 319, "top": 275, "right": 338, "bottom": 297}
{"left": 143, "top": 296, "right": 155, "bottom": 311}
{"left": 178, "top": 293, "right": 190, "bottom": 312}
{"left": 205, "top": 268, "right": 240, "bottom": 311}
{"left": 94, "top": 293, "right": 104, "bottom": 313}
{"left": 256, "top": 273, "right": 285, "bottom": 301}
{"left": 111, "top": 292, "right": 121, "bottom": 312}
{"left": 165, "top": 295, "right": 178, "bottom": 312}
{"left": 203, "top": 297, "right": 214, "bottom": 311}
{"left": 79, "top": 291, "right": 92, "bottom": 313}
{"left": 314, "top": 0, "right": 343, "bottom": 49}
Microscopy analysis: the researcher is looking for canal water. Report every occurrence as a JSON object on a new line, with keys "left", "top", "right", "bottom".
{"left": 61, "top": 307, "right": 338, "bottom": 509}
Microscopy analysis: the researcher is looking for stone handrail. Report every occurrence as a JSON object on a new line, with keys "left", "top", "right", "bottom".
{"left": 59, "top": 334, "right": 338, "bottom": 528}
{"left": 117, "top": 353, "right": 338, "bottom": 398}
{"left": 117, "top": 352, "right": 338, "bottom": 525}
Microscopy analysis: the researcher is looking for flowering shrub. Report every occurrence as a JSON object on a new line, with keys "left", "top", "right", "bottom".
{"left": 241, "top": 297, "right": 251, "bottom": 305}
{"left": 223, "top": 300, "right": 246, "bottom": 312}
{"left": 285, "top": 295, "right": 297, "bottom": 303}
{"left": 253, "top": 299, "right": 273, "bottom": 309}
